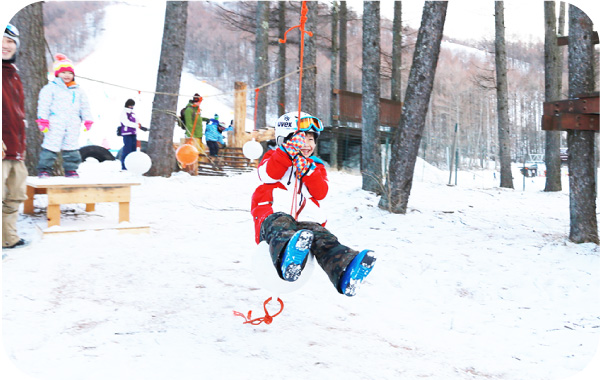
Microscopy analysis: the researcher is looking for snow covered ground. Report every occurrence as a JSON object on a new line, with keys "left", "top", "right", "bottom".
{"left": 2, "top": 160, "right": 599, "bottom": 380}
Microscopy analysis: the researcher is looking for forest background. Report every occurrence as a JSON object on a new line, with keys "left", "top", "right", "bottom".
{"left": 14, "top": 0, "right": 600, "bottom": 170}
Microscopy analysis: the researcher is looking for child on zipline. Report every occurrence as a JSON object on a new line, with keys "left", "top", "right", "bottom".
{"left": 251, "top": 112, "right": 376, "bottom": 296}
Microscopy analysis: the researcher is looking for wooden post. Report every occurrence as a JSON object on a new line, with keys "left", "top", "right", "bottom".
{"left": 233, "top": 82, "right": 247, "bottom": 148}
{"left": 448, "top": 123, "right": 458, "bottom": 185}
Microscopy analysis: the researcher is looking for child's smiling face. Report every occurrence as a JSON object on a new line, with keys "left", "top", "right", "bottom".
{"left": 300, "top": 132, "right": 316, "bottom": 157}
{"left": 58, "top": 71, "right": 74, "bottom": 83}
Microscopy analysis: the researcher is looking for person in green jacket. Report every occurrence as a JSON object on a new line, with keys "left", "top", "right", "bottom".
{"left": 183, "top": 93, "right": 203, "bottom": 140}
{"left": 180, "top": 93, "right": 205, "bottom": 175}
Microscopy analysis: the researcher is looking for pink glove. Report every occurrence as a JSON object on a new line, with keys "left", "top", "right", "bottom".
{"left": 36, "top": 119, "right": 49, "bottom": 133}
{"left": 280, "top": 131, "right": 306, "bottom": 158}
{"left": 84, "top": 120, "right": 93, "bottom": 131}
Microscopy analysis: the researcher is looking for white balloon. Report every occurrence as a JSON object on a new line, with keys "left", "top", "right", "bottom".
{"left": 251, "top": 241, "right": 315, "bottom": 294}
{"left": 124, "top": 150, "right": 152, "bottom": 175}
{"left": 242, "top": 139, "right": 263, "bottom": 160}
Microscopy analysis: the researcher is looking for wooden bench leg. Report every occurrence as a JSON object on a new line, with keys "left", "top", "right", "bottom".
{"left": 118, "top": 202, "right": 130, "bottom": 223}
{"left": 24, "top": 186, "right": 35, "bottom": 214}
{"left": 85, "top": 203, "right": 96, "bottom": 212}
{"left": 47, "top": 204, "right": 60, "bottom": 227}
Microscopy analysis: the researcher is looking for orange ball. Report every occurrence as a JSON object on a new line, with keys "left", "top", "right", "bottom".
{"left": 176, "top": 144, "right": 199, "bottom": 165}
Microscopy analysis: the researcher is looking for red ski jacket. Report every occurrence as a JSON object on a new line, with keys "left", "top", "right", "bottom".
{"left": 251, "top": 147, "right": 329, "bottom": 243}
{"left": 2, "top": 61, "right": 26, "bottom": 161}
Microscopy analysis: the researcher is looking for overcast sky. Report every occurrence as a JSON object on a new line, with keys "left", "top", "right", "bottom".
{"left": 378, "top": 0, "right": 599, "bottom": 43}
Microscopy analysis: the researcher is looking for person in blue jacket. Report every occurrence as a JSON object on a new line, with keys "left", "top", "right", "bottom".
{"left": 204, "top": 114, "right": 232, "bottom": 156}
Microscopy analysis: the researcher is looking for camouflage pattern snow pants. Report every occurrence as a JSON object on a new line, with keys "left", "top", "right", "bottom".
{"left": 260, "top": 212, "right": 359, "bottom": 293}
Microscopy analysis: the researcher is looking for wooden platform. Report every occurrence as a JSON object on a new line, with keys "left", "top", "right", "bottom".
{"left": 24, "top": 177, "right": 149, "bottom": 234}
{"left": 197, "top": 147, "right": 258, "bottom": 176}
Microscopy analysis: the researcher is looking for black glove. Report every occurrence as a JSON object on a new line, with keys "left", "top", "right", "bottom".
{"left": 139, "top": 126, "right": 149, "bottom": 132}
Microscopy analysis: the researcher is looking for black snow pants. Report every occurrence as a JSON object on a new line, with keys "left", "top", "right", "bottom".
{"left": 260, "top": 212, "right": 359, "bottom": 293}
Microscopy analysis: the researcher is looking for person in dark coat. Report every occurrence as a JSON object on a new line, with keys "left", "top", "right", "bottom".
{"left": 2, "top": 23, "right": 27, "bottom": 249}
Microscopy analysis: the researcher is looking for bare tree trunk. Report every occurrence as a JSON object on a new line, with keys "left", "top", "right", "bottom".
{"left": 494, "top": 2, "right": 514, "bottom": 189}
{"left": 391, "top": 1, "right": 402, "bottom": 103}
{"left": 339, "top": 1, "right": 348, "bottom": 92}
{"left": 329, "top": 1, "right": 339, "bottom": 128}
{"left": 567, "top": 5, "right": 598, "bottom": 244}
{"left": 277, "top": 1, "right": 286, "bottom": 117}
{"left": 147, "top": 1, "right": 188, "bottom": 177}
{"left": 378, "top": 1, "right": 447, "bottom": 213}
{"left": 255, "top": 1, "right": 269, "bottom": 129}
{"left": 11, "top": 3, "right": 47, "bottom": 175}
{"left": 361, "top": 1, "right": 382, "bottom": 194}
{"left": 302, "top": 1, "right": 318, "bottom": 115}
{"left": 543, "top": 1, "right": 562, "bottom": 191}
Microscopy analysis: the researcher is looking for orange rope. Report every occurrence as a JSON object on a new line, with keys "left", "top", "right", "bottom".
{"left": 279, "top": 1, "right": 312, "bottom": 121}
{"left": 233, "top": 297, "right": 284, "bottom": 325}
{"left": 253, "top": 88, "right": 260, "bottom": 131}
{"left": 279, "top": 1, "right": 312, "bottom": 219}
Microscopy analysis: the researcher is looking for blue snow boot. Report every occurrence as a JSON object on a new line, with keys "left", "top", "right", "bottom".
{"left": 339, "top": 250, "right": 376, "bottom": 297}
{"left": 280, "top": 229, "right": 314, "bottom": 282}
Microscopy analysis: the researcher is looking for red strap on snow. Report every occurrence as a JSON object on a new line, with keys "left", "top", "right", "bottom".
{"left": 233, "top": 297, "right": 284, "bottom": 325}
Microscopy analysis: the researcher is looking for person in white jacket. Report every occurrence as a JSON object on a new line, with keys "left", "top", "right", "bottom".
{"left": 36, "top": 53, "right": 93, "bottom": 178}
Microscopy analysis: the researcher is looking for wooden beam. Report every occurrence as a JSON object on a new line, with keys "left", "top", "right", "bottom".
{"left": 542, "top": 113, "right": 599, "bottom": 131}
{"left": 232, "top": 82, "right": 247, "bottom": 148}
{"left": 543, "top": 95, "right": 599, "bottom": 115}
{"left": 557, "top": 31, "right": 599, "bottom": 45}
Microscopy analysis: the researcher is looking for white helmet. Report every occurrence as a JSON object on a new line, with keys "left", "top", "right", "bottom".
{"left": 275, "top": 111, "right": 323, "bottom": 146}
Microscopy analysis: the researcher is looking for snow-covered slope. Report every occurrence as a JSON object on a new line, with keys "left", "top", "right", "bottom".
{"left": 2, "top": 163, "right": 599, "bottom": 380}
{"left": 75, "top": 1, "right": 254, "bottom": 152}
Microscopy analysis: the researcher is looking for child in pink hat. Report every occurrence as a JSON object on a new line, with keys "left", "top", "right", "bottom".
{"left": 36, "top": 53, "right": 93, "bottom": 178}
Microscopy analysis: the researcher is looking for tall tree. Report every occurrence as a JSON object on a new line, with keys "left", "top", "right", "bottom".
{"left": 339, "top": 1, "right": 348, "bottom": 92}
{"left": 566, "top": 5, "right": 598, "bottom": 243}
{"left": 329, "top": 1, "right": 339, "bottom": 128}
{"left": 543, "top": 1, "right": 562, "bottom": 191}
{"left": 328, "top": 1, "right": 340, "bottom": 170}
{"left": 147, "top": 1, "right": 188, "bottom": 176}
{"left": 11, "top": 3, "right": 47, "bottom": 175}
{"left": 302, "top": 1, "right": 318, "bottom": 114}
{"left": 277, "top": 1, "right": 286, "bottom": 117}
{"left": 378, "top": 2, "right": 448, "bottom": 213}
{"left": 391, "top": 1, "right": 402, "bottom": 103}
{"left": 494, "top": 2, "right": 514, "bottom": 189}
{"left": 255, "top": 1, "right": 269, "bottom": 128}
{"left": 361, "top": 1, "right": 382, "bottom": 194}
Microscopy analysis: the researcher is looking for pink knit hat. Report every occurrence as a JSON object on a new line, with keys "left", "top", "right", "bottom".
{"left": 53, "top": 53, "right": 75, "bottom": 76}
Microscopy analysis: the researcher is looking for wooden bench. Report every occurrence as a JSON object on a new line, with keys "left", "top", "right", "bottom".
{"left": 24, "top": 178, "right": 141, "bottom": 228}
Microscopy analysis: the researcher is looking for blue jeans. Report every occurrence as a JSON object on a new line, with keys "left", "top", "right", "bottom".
{"left": 121, "top": 134, "right": 137, "bottom": 170}
{"left": 207, "top": 140, "right": 219, "bottom": 156}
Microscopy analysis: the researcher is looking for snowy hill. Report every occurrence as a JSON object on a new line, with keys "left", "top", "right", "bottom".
{"left": 75, "top": 1, "right": 254, "bottom": 152}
